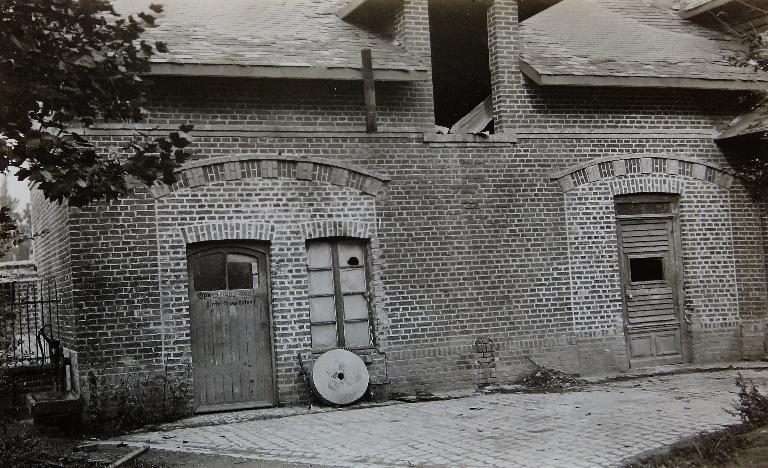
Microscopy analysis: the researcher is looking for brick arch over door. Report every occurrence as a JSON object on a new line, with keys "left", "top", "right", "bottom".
{"left": 180, "top": 221, "right": 276, "bottom": 244}
{"left": 300, "top": 220, "right": 375, "bottom": 240}
{"left": 148, "top": 155, "right": 391, "bottom": 199}
{"left": 550, "top": 154, "right": 734, "bottom": 193}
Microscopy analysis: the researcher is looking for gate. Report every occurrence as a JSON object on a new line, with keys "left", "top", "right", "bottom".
{"left": 0, "top": 277, "right": 61, "bottom": 367}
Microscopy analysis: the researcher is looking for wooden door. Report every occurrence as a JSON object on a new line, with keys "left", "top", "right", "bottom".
{"left": 187, "top": 243, "right": 274, "bottom": 412}
{"left": 616, "top": 195, "right": 686, "bottom": 367}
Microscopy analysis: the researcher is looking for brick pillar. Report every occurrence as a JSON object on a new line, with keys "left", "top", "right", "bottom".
{"left": 487, "top": 0, "right": 520, "bottom": 134}
{"left": 394, "top": 0, "right": 435, "bottom": 128}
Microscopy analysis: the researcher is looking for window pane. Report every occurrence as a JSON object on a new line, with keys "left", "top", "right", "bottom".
{"left": 343, "top": 294, "right": 369, "bottom": 321}
{"left": 340, "top": 269, "right": 366, "bottom": 293}
{"left": 308, "top": 270, "right": 334, "bottom": 295}
{"left": 344, "top": 321, "right": 370, "bottom": 348}
{"left": 227, "top": 254, "right": 257, "bottom": 289}
{"left": 309, "top": 296, "right": 336, "bottom": 323}
{"left": 307, "top": 242, "right": 332, "bottom": 268}
{"left": 338, "top": 241, "right": 364, "bottom": 267}
{"left": 193, "top": 253, "right": 226, "bottom": 291}
{"left": 311, "top": 324, "right": 337, "bottom": 351}
{"left": 630, "top": 257, "right": 664, "bottom": 282}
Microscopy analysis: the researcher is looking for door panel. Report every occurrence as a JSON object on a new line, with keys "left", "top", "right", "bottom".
{"left": 188, "top": 244, "right": 274, "bottom": 412}
{"left": 617, "top": 199, "right": 685, "bottom": 367}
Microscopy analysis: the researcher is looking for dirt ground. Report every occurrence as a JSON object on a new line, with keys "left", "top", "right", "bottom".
{"left": 22, "top": 421, "right": 768, "bottom": 467}
{"left": 3, "top": 421, "right": 308, "bottom": 467}
{"left": 726, "top": 427, "right": 768, "bottom": 467}
{"left": 628, "top": 425, "right": 768, "bottom": 468}
{"left": 24, "top": 425, "right": 768, "bottom": 467}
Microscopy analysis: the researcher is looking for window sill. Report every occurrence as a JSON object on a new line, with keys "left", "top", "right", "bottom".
{"left": 312, "top": 347, "right": 379, "bottom": 363}
{"left": 423, "top": 132, "right": 517, "bottom": 144}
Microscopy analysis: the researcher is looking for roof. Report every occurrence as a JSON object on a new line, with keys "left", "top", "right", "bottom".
{"left": 677, "top": 0, "right": 730, "bottom": 18}
{"left": 717, "top": 105, "right": 768, "bottom": 139}
{"left": 111, "top": 0, "right": 429, "bottom": 81}
{"left": 520, "top": 0, "right": 768, "bottom": 90}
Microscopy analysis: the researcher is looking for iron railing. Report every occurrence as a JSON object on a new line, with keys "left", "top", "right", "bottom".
{"left": 0, "top": 277, "right": 61, "bottom": 367}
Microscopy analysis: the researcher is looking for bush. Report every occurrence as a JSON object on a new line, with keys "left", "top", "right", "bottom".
{"left": 733, "top": 373, "right": 768, "bottom": 428}
{"left": 87, "top": 366, "right": 191, "bottom": 434}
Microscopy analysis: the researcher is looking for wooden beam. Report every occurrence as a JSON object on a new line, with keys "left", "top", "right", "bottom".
{"left": 361, "top": 49, "right": 378, "bottom": 133}
{"left": 449, "top": 96, "right": 493, "bottom": 134}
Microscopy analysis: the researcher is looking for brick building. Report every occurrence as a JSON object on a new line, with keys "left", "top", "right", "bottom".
{"left": 31, "top": 0, "right": 768, "bottom": 412}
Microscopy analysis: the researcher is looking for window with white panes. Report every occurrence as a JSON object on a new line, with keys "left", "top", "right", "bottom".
{"left": 306, "top": 239, "right": 372, "bottom": 351}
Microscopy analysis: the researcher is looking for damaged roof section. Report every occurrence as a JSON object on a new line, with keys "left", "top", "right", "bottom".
{"left": 336, "top": 0, "right": 400, "bottom": 32}
{"left": 520, "top": 0, "right": 768, "bottom": 90}
{"left": 111, "top": 0, "right": 429, "bottom": 81}
{"left": 717, "top": 104, "right": 768, "bottom": 139}
{"left": 678, "top": 0, "right": 735, "bottom": 18}
{"left": 679, "top": 0, "right": 768, "bottom": 34}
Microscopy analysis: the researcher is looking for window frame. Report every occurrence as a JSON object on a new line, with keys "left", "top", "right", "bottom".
{"left": 306, "top": 237, "right": 374, "bottom": 352}
{"left": 187, "top": 243, "right": 268, "bottom": 293}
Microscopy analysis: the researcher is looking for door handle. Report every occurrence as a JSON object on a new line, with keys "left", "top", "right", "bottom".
{"left": 626, "top": 292, "right": 634, "bottom": 299}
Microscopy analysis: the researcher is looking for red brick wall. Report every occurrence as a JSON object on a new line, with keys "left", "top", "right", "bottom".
{"left": 51, "top": 129, "right": 767, "bottom": 399}
{"left": 66, "top": 188, "right": 162, "bottom": 379}
{"left": 143, "top": 77, "right": 433, "bottom": 133}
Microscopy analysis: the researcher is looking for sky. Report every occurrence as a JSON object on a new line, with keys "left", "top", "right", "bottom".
{"left": 0, "top": 171, "right": 31, "bottom": 215}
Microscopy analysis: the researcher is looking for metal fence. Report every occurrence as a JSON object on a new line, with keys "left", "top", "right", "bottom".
{"left": 0, "top": 277, "right": 61, "bottom": 367}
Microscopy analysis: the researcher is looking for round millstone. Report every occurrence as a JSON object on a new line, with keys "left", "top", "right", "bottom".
{"left": 311, "top": 349, "right": 369, "bottom": 406}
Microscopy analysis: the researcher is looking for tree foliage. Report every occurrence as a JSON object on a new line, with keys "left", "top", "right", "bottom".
{"left": 0, "top": 178, "right": 31, "bottom": 261}
{"left": 0, "top": 0, "right": 193, "bottom": 209}
{"left": 0, "top": 0, "right": 195, "bottom": 255}
{"left": 0, "top": 207, "right": 15, "bottom": 257}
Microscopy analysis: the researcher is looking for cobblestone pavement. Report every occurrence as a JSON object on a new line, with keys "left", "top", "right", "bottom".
{"left": 118, "top": 369, "right": 767, "bottom": 467}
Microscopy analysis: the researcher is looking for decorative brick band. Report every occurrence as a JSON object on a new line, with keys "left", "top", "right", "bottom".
{"left": 300, "top": 220, "right": 375, "bottom": 240}
{"left": 180, "top": 221, "right": 276, "bottom": 244}
{"left": 550, "top": 154, "right": 733, "bottom": 193}
{"left": 608, "top": 176, "right": 686, "bottom": 196}
{"left": 149, "top": 155, "right": 390, "bottom": 199}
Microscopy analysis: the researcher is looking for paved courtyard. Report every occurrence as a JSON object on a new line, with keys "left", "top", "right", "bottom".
{"left": 118, "top": 369, "right": 767, "bottom": 467}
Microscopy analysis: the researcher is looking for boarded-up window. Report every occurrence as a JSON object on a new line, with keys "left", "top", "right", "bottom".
{"left": 630, "top": 257, "right": 665, "bottom": 282}
{"left": 306, "top": 239, "right": 372, "bottom": 351}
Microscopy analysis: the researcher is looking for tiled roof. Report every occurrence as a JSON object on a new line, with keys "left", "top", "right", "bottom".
{"left": 111, "top": 0, "right": 427, "bottom": 78}
{"left": 520, "top": 0, "right": 768, "bottom": 89}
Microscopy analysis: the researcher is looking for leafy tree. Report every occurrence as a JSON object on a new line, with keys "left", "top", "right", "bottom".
{"left": 0, "top": 207, "right": 15, "bottom": 258}
{"left": 0, "top": 178, "right": 30, "bottom": 261}
{"left": 0, "top": 0, "right": 193, "bottom": 252}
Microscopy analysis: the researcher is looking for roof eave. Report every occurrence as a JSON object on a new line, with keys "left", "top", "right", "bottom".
{"left": 520, "top": 59, "right": 767, "bottom": 91}
{"left": 148, "top": 63, "right": 430, "bottom": 81}
{"left": 715, "top": 129, "right": 764, "bottom": 140}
